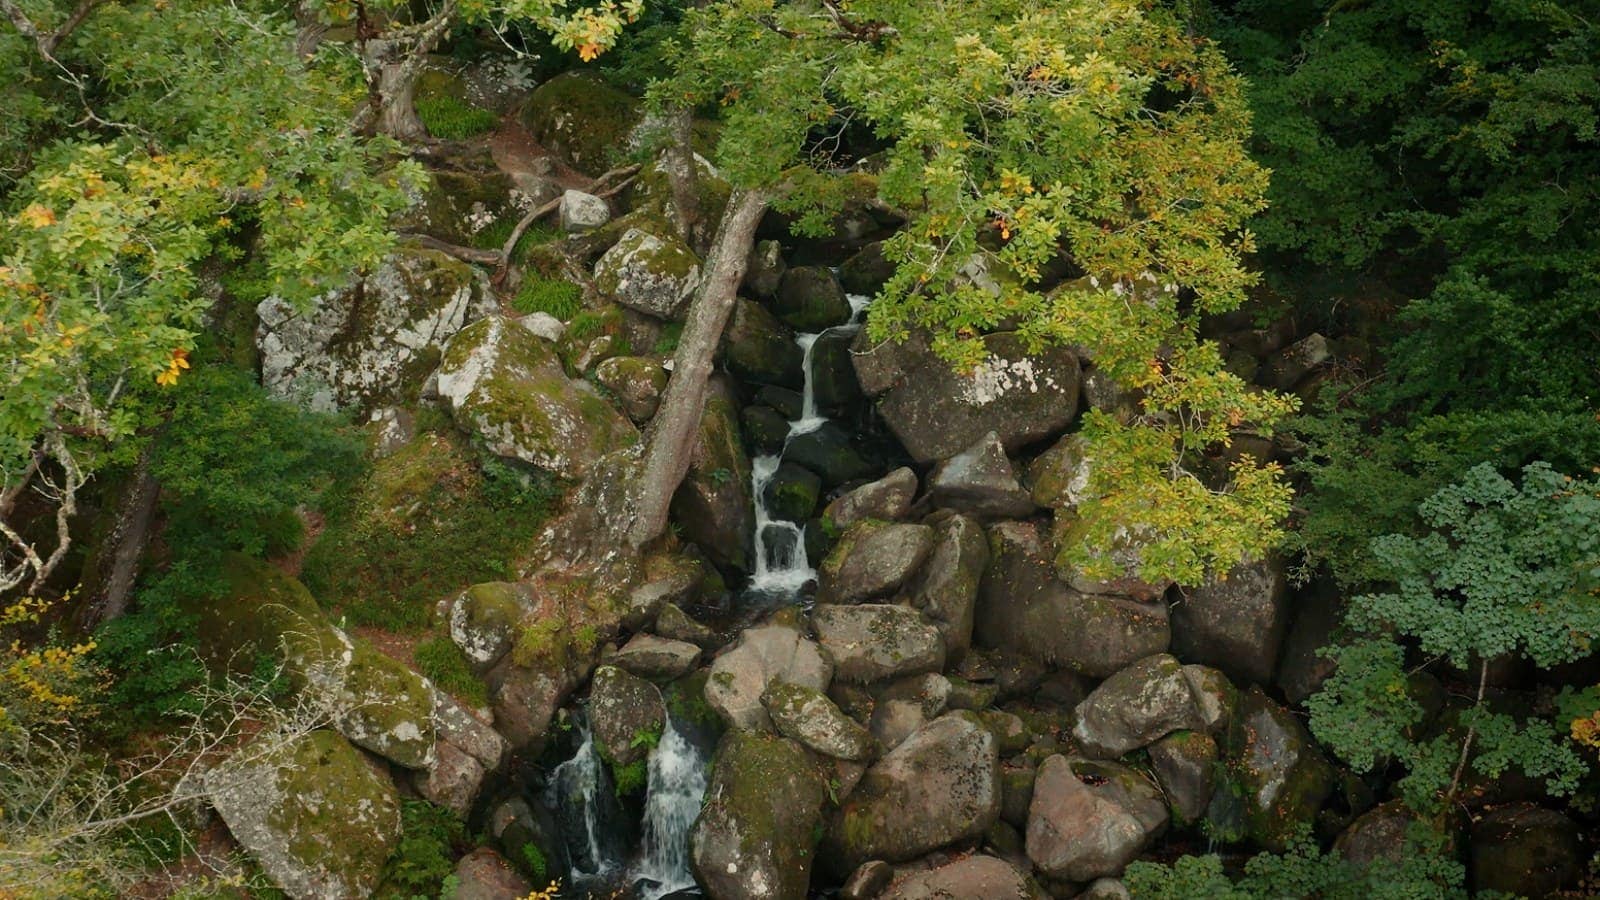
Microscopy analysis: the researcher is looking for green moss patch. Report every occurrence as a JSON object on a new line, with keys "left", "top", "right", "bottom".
{"left": 512, "top": 275, "right": 582, "bottom": 319}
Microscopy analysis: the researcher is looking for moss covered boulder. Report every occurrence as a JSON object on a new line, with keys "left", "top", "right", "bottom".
{"left": 1070, "top": 654, "right": 1208, "bottom": 759}
{"left": 762, "top": 681, "right": 875, "bottom": 762}
{"left": 589, "top": 664, "right": 666, "bottom": 769}
{"left": 258, "top": 247, "right": 492, "bottom": 414}
{"left": 774, "top": 265, "right": 851, "bottom": 331}
{"left": 594, "top": 227, "right": 702, "bottom": 320}
{"left": 1221, "top": 687, "right": 1335, "bottom": 851}
{"left": 812, "top": 604, "right": 946, "bottom": 685}
{"left": 520, "top": 71, "right": 640, "bottom": 173}
{"left": 670, "top": 386, "right": 753, "bottom": 574}
{"left": 594, "top": 355, "right": 668, "bottom": 423}
{"left": 691, "top": 731, "right": 830, "bottom": 900}
{"left": 437, "top": 315, "right": 638, "bottom": 478}
{"left": 401, "top": 165, "right": 525, "bottom": 249}
{"left": 206, "top": 729, "right": 400, "bottom": 900}
{"left": 448, "top": 581, "right": 535, "bottom": 673}
{"left": 818, "top": 521, "right": 934, "bottom": 604}
{"left": 723, "top": 298, "right": 804, "bottom": 389}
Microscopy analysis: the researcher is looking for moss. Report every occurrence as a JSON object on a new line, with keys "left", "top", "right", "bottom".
{"left": 653, "top": 322, "right": 683, "bottom": 355}
{"left": 413, "top": 636, "right": 488, "bottom": 707}
{"left": 666, "top": 670, "right": 720, "bottom": 730}
{"left": 519, "top": 71, "right": 641, "bottom": 172}
{"left": 415, "top": 94, "right": 497, "bottom": 140}
{"left": 258, "top": 730, "right": 399, "bottom": 896}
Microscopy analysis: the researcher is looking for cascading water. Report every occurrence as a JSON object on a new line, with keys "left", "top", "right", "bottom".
{"left": 630, "top": 717, "right": 709, "bottom": 900}
{"left": 544, "top": 722, "right": 626, "bottom": 886}
{"left": 746, "top": 291, "right": 875, "bottom": 600}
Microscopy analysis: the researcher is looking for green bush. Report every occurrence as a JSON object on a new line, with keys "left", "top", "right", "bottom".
{"left": 413, "top": 636, "right": 487, "bottom": 707}
{"left": 415, "top": 95, "right": 497, "bottom": 140}
{"left": 378, "top": 800, "right": 464, "bottom": 899}
{"left": 512, "top": 275, "right": 582, "bottom": 319}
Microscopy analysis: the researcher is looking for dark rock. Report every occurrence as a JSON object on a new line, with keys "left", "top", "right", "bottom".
{"left": 840, "top": 241, "right": 895, "bottom": 296}
{"left": 879, "top": 855, "right": 1039, "bottom": 900}
{"left": 724, "top": 298, "right": 804, "bottom": 388}
{"left": 741, "top": 404, "right": 791, "bottom": 454}
{"left": 1222, "top": 687, "right": 1335, "bottom": 851}
{"left": 1277, "top": 585, "right": 1342, "bottom": 705}
{"left": 823, "top": 467, "right": 918, "bottom": 530}
{"left": 775, "top": 266, "right": 852, "bottom": 331}
{"left": 819, "top": 521, "right": 935, "bottom": 604}
{"left": 1172, "top": 556, "right": 1289, "bottom": 685}
{"left": 1267, "top": 333, "right": 1331, "bottom": 390}
{"left": 692, "top": 731, "right": 829, "bottom": 900}
{"left": 755, "top": 385, "right": 805, "bottom": 419}
{"left": 947, "top": 676, "right": 1000, "bottom": 712}
{"left": 588, "top": 665, "right": 666, "bottom": 768}
{"left": 980, "top": 710, "right": 1032, "bottom": 755}
{"left": 1470, "top": 804, "right": 1583, "bottom": 898}
{"left": 451, "top": 847, "right": 533, "bottom": 900}
{"left": 1333, "top": 801, "right": 1435, "bottom": 871}
{"left": 1000, "top": 765, "right": 1036, "bottom": 829}
{"left": 1071, "top": 654, "right": 1207, "bottom": 758}
{"left": 764, "top": 461, "right": 822, "bottom": 523}
{"left": 672, "top": 389, "right": 753, "bottom": 574}
{"left": 653, "top": 602, "right": 720, "bottom": 651}
{"left": 814, "top": 604, "right": 946, "bottom": 684}
{"left": 1148, "top": 731, "right": 1218, "bottom": 825}
{"left": 908, "top": 514, "right": 989, "bottom": 664}
{"left": 1025, "top": 755, "right": 1167, "bottom": 882}
{"left": 784, "top": 421, "right": 880, "bottom": 487}
{"left": 926, "top": 432, "right": 1037, "bottom": 519}
{"left": 810, "top": 329, "right": 865, "bottom": 414}
{"left": 744, "top": 239, "right": 786, "bottom": 298}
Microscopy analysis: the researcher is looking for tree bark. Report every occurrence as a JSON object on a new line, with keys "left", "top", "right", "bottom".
{"left": 623, "top": 187, "right": 770, "bottom": 549}
{"left": 79, "top": 446, "right": 159, "bottom": 628}
{"left": 662, "top": 106, "right": 707, "bottom": 254}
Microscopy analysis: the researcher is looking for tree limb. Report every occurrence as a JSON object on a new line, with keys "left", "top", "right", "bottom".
{"left": 492, "top": 163, "right": 641, "bottom": 279}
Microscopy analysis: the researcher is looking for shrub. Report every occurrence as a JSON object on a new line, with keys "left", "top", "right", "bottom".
{"left": 415, "top": 95, "right": 497, "bottom": 140}
{"left": 413, "top": 637, "right": 487, "bottom": 707}
{"left": 378, "top": 800, "right": 464, "bottom": 899}
{"left": 512, "top": 275, "right": 582, "bottom": 319}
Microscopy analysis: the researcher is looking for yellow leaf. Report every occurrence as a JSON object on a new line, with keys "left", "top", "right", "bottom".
{"left": 18, "top": 205, "right": 56, "bottom": 229}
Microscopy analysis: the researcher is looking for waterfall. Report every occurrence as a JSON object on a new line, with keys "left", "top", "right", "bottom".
{"left": 544, "top": 722, "right": 625, "bottom": 885}
{"left": 630, "top": 718, "right": 709, "bottom": 900}
{"left": 745, "top": 292, "right": 874, "bottom": 601}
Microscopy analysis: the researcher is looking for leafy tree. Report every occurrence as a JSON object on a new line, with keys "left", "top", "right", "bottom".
{"left": 624, "top": 0, "right": 1296, "bottom": 584}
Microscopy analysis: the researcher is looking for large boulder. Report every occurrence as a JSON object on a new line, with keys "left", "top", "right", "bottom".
{"left": 437, "top": 316, "right": 637, "bottom": 478}
{"left": 724, "top": 298, "right": 804, "bottom": 389}
{"left": 818, "top": 521, "right": 934, "bottom": 604}
{"left": 1470, "top": 804, "right": 1584, "bottom": 898}
{"left": 926, "top": 432, "right": 1036, "bottom": 519}
{"left": 258, "top": 248, "right": 491, "bottom": 414}
{"left": 520, "top": 71, "right": 641, "bottom": 173}
{"left": 416, "top": 689, "right": 509, "bottom": 816}
{"left": 671, "top": 387, "right": 753, "bottom": 575}
{"left": 1171, "top": 557, "right": 1289, "bottom": 684}
{"left": 1221, "top": 687, "right": 1335, "bottom": 851}
{"left": 594, "top": 227, "right": 702, "bottom": 320}
{"left": 809, "top": 329, "right": 865, "bottom": 415}
{"left": 822, "top": 468, "right": 917, "bottom": 530}
{"left": 907, "top": 514, "right": 988, "bottom": 664}
{"left": 763, "top": 461, "right": 822, "bottom": 523}
{"left": 206, "top": 729, "right": 400, "bottom": 900}
{"left": 588, "top": 665, "right": 667, "bottom": 769}
{"left": 879, "top": 856, "right": 1039, "bottom": 900}
{"left": 706, "top": 624, "right": 833, "bottom": 731}
{"left": 449, "top": 848, "right": 533, "bottom": 900}
{"left": 743, "top": 239, "right": 787, "bottom": 298}
{"left": 1071, "top": 654, "right": 1207, "bottom": 758}
{"left": 692, "top": 731, "right": 829, "bottom": 900}
{"left": 822, "top": 713, "right": 1001, "bottom": 870}
{"left": 974, "top": 522, "right": 1170, "bottom": 678}
{"left": 449, "top": 582, "right": 534, "bottom": 673}
{"left": 594, "top": 355, "right": 668, "bottom": 424}
{"left": 611, "top": 633, "right": 702, "bottom": 680}
{"left": 402, "top": 163, "right": 526, "bottom": 249}
{"left": 813, "top": 604, "right": 946, "bottom": 684}
{"left": 558, "top": 189, "right": 610, "bottom": 233}
{"left": 784, "top": 421, "right": 880, "bottom": 487}
{"left": 839, "top": 241, "right": 895, "bottom": 296}
{"left": 853, "top": 330, "right": 1081, "bottom": 463}
{"left": 774, "top": 265, "right": 852, "bottom": 331}
{"left": 1147, "top": 731, "right": 1218, "bottom": 825}
{"left": 1025, "top": 755, "right": 1167, "bottom": 883}
{"left": 763, "top": 681, "right": 875, "bottom": 761}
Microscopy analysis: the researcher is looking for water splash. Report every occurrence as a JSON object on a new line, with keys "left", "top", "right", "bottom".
{"left": 631, "top": 718, "right": 710, "bottom": 900}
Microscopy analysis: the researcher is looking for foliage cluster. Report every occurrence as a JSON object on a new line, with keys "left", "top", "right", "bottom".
{"left": 413, "top": 635, "right": 489, "bottom": 707}
{"left": 377, "top": 799, "right": 466, "bottom": 899}
{"left": 513, "top": 274, "right": 584, "bottom": 319}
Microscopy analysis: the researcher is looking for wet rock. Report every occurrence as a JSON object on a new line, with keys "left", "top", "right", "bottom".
{"left": 1171, "top": 556, "right": 1289, "bottom": 684}
{"left": 1071, "top": 654, "right": 1206, "bottom": 758}
{"left": 763, "top": 681, "right": 876, "bottom": 762}
{"left": 784, "top": 421, "right": 880, "bottom": 487}
{"left": 449, "top": 848, "right": 533, "bottom": 900}
{"left": 1470, "top": 804, "right": 1583, "bottom": 898}
{"left": 671, "top": 388, "right": 753, "bottom": 575}
{"left": 814, "top": 604, "right": 946, "bottom": 684}
{"left": 879, "top": 855, "right": 1039, "bottom": 900}
{"left": 841, "top": 860, "right": 894, "bottom": 900}
{"left": 764, "top": 461, "right": 822, "bottom": 523}
{"left": 692, "top": 731, "right": 829, "bottom": 900}
{"left": 724, "top": 298, "right": 804, "bottom": 389}
{"left": 926, "top": 432, "right": 1037, "bottom": 519}
{"left": 206, "top": 729, "right": 399, "bottom": 900}
{"left": 839, "top": 241, "right": 895, "bottom": 296}
{"left": 854, "top": 330, "right": 1081, "bottom": 463}
{"left": 810, "top": 330, "right": 864, "bottom": 415}
{"left": 594, "top": 355, "right": 668, "bottom": 424}
{"left": 589, "top": 665, "right": 666, "bottom": 768}
{"left": 819, "top": 521, "right": 934, "bottom": 604}
{"left": 974, "top": 521, "right": 1170, "bottom": 678}
{"left": 594, "top": 227, "right": 701, "bottom": 320}
{"left": 899, "top": 516, "right": 987, "bottom": 666}
{"left": 1025, "top": 755, "right": 1167, "bottom": 882}
{"left": 705, "top": 624, "right": 833, "bottom": 731}
{"left": 558, "top": 189, "right": 611, "bottom": 232}
{"left": 437, "top": 316, "right": 638, "bottom": 478}
{"left": 775, "top": 265, "right": 852, "bottom": 331}
{"left": 823, "top": 713, "right": 1001, "bottom": 870}
{"left": 449, "top": 582, "right": 534, "bottom": 673}
{"left": 1147, "top": 731, "right": 1217, "bottom": 825}
{"left": 258, "top": 247, "right": 492, "bottom": 414}
{"left": 1222, "top": 687, "right": 1335, "bottom": 851}
{"left": 823, "top": 468, "right": 917, "bottom": 530}
{"left": 744, "top": 239, "right": 787, "bottom": 298}
{"left": 653, "top": 602, "right": 720, "bottom": 651}
{"left": 741, "top": 404, "right": 792, "bottom": 454}
{"left": 611, "top": 633, "right": 702, "bottom": 680}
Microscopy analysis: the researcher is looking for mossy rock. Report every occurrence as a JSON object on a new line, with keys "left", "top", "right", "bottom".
{"left": 1223, "top": 687, "right": 1335, "bottom": 852}
{"left": 588, "top": 664, "right": 667, "bottom": 771}
{"left": 627, "top": 150, "right": 733, "bottom": 225}
{"left": 207, "top": 729, "right": 400, "bottom": 899}
{"left": 762, "top": 461, "right": 821, "bottom": 523}
{"left": 519, "top": 71, "right": 641, "bottom": 173}
{"left": 670, "top": 391, "right": 753, "bottom": 575}
{"left": 594, "top": 227, "right": 702, "bottom": 321}
{"left": 691, "top": 731, "right": 829, "bottom": 900}
{"left": 449, "top": 581, "right": 533, "bottom": 672}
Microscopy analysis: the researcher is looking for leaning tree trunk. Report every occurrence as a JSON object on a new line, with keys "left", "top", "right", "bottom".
{"left": 623, "top": 187, "right": 770, "bottom": 549}
{"left": 78, "top": 446, "right": 159, "bottom": 629}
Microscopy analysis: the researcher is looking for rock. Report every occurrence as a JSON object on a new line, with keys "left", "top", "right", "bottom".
{"left": 724, "top": 298, "right": 804, "bottom": 388}
{"left": 742, "top": 404, "right": 792, "bottom": 454}
{"left": 653, "top": 602, "right": 720, "bottom": 650}
{"left": 947, "top": 677, "right": 999, "bottom": 712}
{"left": 449, "top": 582, "right": 533, "bottom": 673}
{"left": 402, "top": 162, "right": 527, "bottom": 249}
{"left": 1024, "top": 755, "right": 1167, "bottom": 882}
{"left": 594, "top": 227, "right": 701, "bottom": 320}
{"left": 1171, "top": 557, "right": 1289, "bottom": 684}
{"left": 437, "top": 316, "right": 638, "bottom": 478}
{"left": 206, "top": 730, "right": 399, "bottom": 900}
{"left": 819, "top": 521, "right": 934, "bottom": 603}
{"left": 855, "top": 330, "right": 1081, "bottom": 463}
{"left": 764, "top": 461, "right": 822, "bottom": 523}
{"left": 763, "top": 681, "right": 876, "bottom": 761}
{"left": 589, "top": 665, "right": 666, "bottom": 768}
{"left": 908, "top": 514, "right": 989, "bottom": 663}
{"left": 1081, "top": 368, "right": 1141, "bottom": 420}
{"left": 974, "top": 522, "right": 1170, "bottom": 678}
{"left": 490, "top": 656, "right": 582, "bottom": 754}
{"left": 823, "top": 468, "right": 917, "bottom": 530}
{"left": 1470, "top": 804, "right": 1583, "bottom": 898}
{"left": 755, "top": 385, "right": 805, "bottom": 419}
{"left": 1000, "top": 766, "right": 1036, "bottom": 829}
{"left": 1053, "top": 519, "right": 1173, "bottom": 603}
{"left": 1333, "top": 801, "right": 1431, "bottom": 871}
{"left": 926, "top": 432, "right": 1037, "bottom": 519}
{"left": 1147, "top": 731, "right": 1217, "bottom": 825}
{"left": 558, "top": 189, "right": 611, "bottom": 232}
{"left": 1080, "top": 878, "right": 1131, "bottom": 900}
{"left": 1277, "top": 586, "right": 1342, "bottom": 705}
{"left": 744, "top": 239, "right": 786, "bottom": 298}
{"left": 257, "top": 248, "right": 492, "bottom": 414}
{"left": 810, "top": 329, "right": 865, "bottom": 414}
{"left": 692, "top": 731, "right": 829, "bottom": 900}
{"left": 626, "top": 555, "right": 704, "bottom": 628}
{"left": 1026, "top": 433, "right": 1093, "bottom": 510}
{"left": 1071, "top": 654, "right": 1206, "bottom": 758}
{"left": 416, "top": 690, "right": 509, "bottom": 815}
{"left": 841, "top": 860, "right": 894, "bottom": 900}
{"left": 594, "top": 355, "right": 668, "bottom": 424}
{"left": 519, "top": 312, "right": 565, "bottom": 342}
{"left": 813, "top": 604, "right": 946, "bottom": 685}
{"left": 1180, "top": 664, "right": 1237, "bottom": 736}
{"left": 839, "top": 241, "right": 895, "bottom": 296}
{"left": 705, "top": 624, "right": 832, "bottom": 731}
{"left": 449, "top": 848, "right": 533, "bottom": 900}
{"left": 611, "top": 634, "right": 702, "bottom": 680}
{"left": 823, "top": 713, "right": 1001, "bottom": 870}
{"left": 784, "top": 421, "right": 880, "bottom": 487}
{"left": 1267, "top": 333, "right": 1331, "bottom": 390}
{"left": 775, "top": 265, "right": 852, "bottom": 331}
{"left": 520, "top": 71, "right": 640, "bottom": 173}
{"left": 880, "top": 856, "right": 1039, "bottom": 900}
{"left": 980, "top": 710, "right": 1032, "bottom": 755}
{"left": 868, "top": 674, "right": 951, "bottom": 750}
{"left": 1222, "top": 687, "right": 1334, "bottom": 851}
{"left": 671, "top": 389, "right": 753, "bottom": 574}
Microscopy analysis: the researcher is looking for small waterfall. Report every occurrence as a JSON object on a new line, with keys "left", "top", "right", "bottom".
{"left": 630, "top": 718, "right": 709, "bottom": 900}
{"left": 544, "top": 722, "right": 625, "bottom": 885}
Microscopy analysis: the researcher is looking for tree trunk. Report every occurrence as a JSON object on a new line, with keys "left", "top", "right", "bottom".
{"left": 367, "top": 42, "right": 429, "bottom": 141}
{"left": 623, "top": 187, "right": 770, "bottom": 549}
{"left": 663, "top": 106, "right": 706, "bottom": 254}
{"left": 79, "top": 447, "right": 159, "bottom": 628}
{"left": 293, "top": 1, "right": 327, "bottom": 60}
